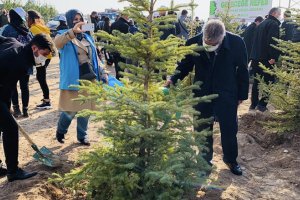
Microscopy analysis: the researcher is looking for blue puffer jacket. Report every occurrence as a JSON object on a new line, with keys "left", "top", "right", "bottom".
{"left": 57, "top": 30, "right": 100, "bottom": 91}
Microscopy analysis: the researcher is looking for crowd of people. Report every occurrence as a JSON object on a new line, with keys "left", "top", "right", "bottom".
{"left": 0, "top": 5, "right": 296, "bottom": 184}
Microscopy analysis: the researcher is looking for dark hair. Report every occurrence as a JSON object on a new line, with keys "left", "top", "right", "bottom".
{"left": 254, "top": 16, "right": 264, "bottom": 23}
{"left": 30, "top": 33, "right": 55, "bottom": 53}
{"left": 27, "top": 10, "right": 42, "bottom": 21}
{"left": 91, "top": 11, "right": 97, "bottom": 15}
{"left": 269, "top": 7, "right": 280, "bottom": 16}
{"left": 284, "top": 10, "right": 291, "bottom": 17}
{"left": 181, "top": 10, "right": 188, "bottom": 16}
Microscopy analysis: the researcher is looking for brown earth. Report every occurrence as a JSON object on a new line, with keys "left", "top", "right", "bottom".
{"left": 0, "top": 57, "right": 299, "bottom": 200}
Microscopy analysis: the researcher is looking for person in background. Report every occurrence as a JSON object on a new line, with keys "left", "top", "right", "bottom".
{"left": 115, "top": 14, "right": 120, "bottom": 22}
{"left": 281, "top": 10, "right": 294, "bottom": 41}
{"left": 158, "top": 6, "right": 176, "bottom": 40}
{"left": 27, "top": 10, "right": 53, "bottom": 109}
{"left": 168, "top": 10, "right": 181, "bottom": 36}
{"left": 195, "top": 16, "right": 202, "bottom": 34}
{"left": 96, "top": 15, "right": 106, "bottom": 31}
{"left": 249, "top": 8, "right": 281, "bottom": 112}
{"left": 1, "top": 7, "right": 33, "bottom": 118}
{"left": 0, "top": 9, "right": 9, "bottom": 28}
{"left": 90, "top": 11, "right": 99, "bottom": 32}
{"left": 177, "top": 9, "right": 189, "bottom": 40}
{"left": 111, "top": 12, "right": 130, "bottom": 80}
{"left": 101, "top": 17, "right": 114, "bottom": 65}
{"left": 236, "top": 18, "right": 248, "bottom": 33}
{"left": 241, "top": 16, "right": 264, "bottom": 61}
{"left": 56, "top": 15, "right": 68, "bottom": 31}
{"left": 0, "top": 34, "right": 55, "bottom": 182}
{"left": 166, "top": 19, "right": 249, "bottom": 176}
{"left": 241, "top": 16, "right": 264, "bottom": 79}
{"left": 129, "top": 19, "right": 138, "bottom": 34}
{"left": 292, "top": 26, "right": 300, "bottom": 42}
{"left": 54, "top": 9, "right": 108, "bottom": 145}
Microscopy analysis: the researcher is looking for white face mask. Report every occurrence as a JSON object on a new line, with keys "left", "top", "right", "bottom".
{"left": 34, "top": 54, "right": 47, "bottom": 66}
{"left": 203, "top": 41, "right": 220, "bottom": 52}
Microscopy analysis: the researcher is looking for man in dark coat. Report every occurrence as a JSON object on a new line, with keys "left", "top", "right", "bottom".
{"left": 249, "top": 8, "right": 281, "bottom": 112}
{"left": 158, "top": 7, "right": 176, "bottom": 40}
{"left": 0, "top": 34, "right": 54, "bottom": 182}
{"left": 90, "top": 11, "right": 100, "bottom": 32}
{"left": 292, "top": 26, "right": 300, "bottom": 42}
{"left": 241, "top": 16, "right": 264, "bottom": 60}
{"left": 110, "top": 12, "right": 130, "bottom": 80}
{"left": 0, "top": 9, "right": 8, "bottom": 28}
{"left": 0, "top": 9, "right": 9, "bottom": 28}
{"left": 281, "top": 10, "right": 294, "bottom": 41}
{"left": 166, "top": 19, "right": 249, "bottom": 176}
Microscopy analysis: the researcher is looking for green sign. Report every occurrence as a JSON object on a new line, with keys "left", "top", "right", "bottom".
{"left": 210, "top": 0, "right": 272, "bottom": 20}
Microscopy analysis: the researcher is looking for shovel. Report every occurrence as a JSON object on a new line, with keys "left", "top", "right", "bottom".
{"left": 15, "top": 117, "right": 62, "bottom": 168}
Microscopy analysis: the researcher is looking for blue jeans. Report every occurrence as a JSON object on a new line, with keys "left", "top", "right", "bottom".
{"left": 57, "top": 111, "right": 89, "bottom": 141}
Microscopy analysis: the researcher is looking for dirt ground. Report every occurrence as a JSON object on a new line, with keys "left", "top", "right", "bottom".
{"left": 0, "top": 57, "right": 299, "bottom": 200}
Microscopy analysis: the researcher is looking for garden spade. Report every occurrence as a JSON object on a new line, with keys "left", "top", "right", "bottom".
{"left": 14, "top": 117, "right": 62, "bottom": 168}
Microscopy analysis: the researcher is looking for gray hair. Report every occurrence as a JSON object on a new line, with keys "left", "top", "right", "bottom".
{"left": 203, "top": 19, "right": 226, "bottom": 43}
{"left": 269, "top": 7, "right": 281, "bottom": 16}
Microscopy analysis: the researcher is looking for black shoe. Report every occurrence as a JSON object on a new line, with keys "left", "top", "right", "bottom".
{"left": 249, "top": 105, "right": 256, "bottom": 111}
{"left": 7, "top": 168, "right": 37, "bottom": 182}
{"left": 256, "top": 105, "right": 268, "bottom": 112}
{"left": 36, "top": 99, "right": 52, "bottom": 110}
{"left": 224, "top": 162, "right": 243, "bottom": 176}
{"left": 22, "top": 108, "right": 29, "bottom": 118}
{"left": 78, "top": 138, "right": 90, "bottom": 146}
{"left": 56, "top": 131, "right": 65, "bottom": 143}
{"left": 0, "top": 165, "right": 8, "bottom": 178}
{"left": 13, "top": 105, "right": 22, "bottom": 118}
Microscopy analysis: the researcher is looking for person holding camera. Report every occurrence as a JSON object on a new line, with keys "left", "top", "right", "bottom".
{"left": 54, "top": 9, "right": 108, "bottom": 146}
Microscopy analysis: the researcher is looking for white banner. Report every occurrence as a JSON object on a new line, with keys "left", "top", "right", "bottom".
{"left": 210, "top": 0, "right": 273, "bottom": 21}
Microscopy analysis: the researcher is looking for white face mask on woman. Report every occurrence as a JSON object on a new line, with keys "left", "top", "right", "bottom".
{"left": 34, "top": 54, "right": 48, "bottom": 66}
{"left": 203, "top": 40, "right": 220, "bottom": 52}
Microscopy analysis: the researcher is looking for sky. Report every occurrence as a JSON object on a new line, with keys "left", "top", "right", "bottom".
{"left": 27, "top": 0, "right": 295, "bottom": 20}
{"left": 30, "top": 0, "right": 211, "bottom": 20}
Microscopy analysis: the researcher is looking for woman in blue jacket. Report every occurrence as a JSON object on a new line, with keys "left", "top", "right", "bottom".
{"left": 54, "top": 9, "right": 108, "bottom": 145}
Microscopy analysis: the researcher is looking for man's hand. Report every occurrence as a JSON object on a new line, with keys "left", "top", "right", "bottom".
{"left": 268, "top": 59, "right": 276, "bottom": 65}
{"left": 164, "top": 79, "right": 173, "bottom": 87}
{"left": 72, "top": 22, "right": 85, "bottom": 34}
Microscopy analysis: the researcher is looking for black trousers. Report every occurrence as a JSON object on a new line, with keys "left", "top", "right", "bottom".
{"left": 112, "top": 53, "right": 126, "bottom": 80}
{"left": 0, "top": 99, "right": 19, "bottom": 173}
{"left": 36, "top": 59, "right": 50, "bottom": 100}
{"left": 251, "top": 60, "right": 275, "bottom": 108}
{"left": 195, "top": 97, "right": 238, "bottom": 164}
{"left": 11, "top": 75, "right": 30, "bottom": 108}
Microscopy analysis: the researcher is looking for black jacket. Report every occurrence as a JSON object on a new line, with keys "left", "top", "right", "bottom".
{"left": 250, "top": 15, "right": 281, "bottom": 61}
{"left": 0, "top": 13, "right": 9, "bottom": 27}
{"left": 159, "top": 22, "right": 176, "bottom": 40}
{"left": 111, "top": 17, "right": 129, "bottom": 34}
{"left": 281, "top": 20, "right": 295, "bottom": 41}
{"left": 241, "top": 22, "right": 257, "bottom": 58}
{"left": 292, "top": 26, "right": 300, "bottom": 42}
{"left": 171, "top": 32, "right": 249, "bottom": 102}
{"left": 0, "top": 36, "right": 34, "bottom": 103}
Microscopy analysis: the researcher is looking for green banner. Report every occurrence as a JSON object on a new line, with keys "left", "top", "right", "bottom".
{"left": 210, "top": 0, "right": 273, "bottom": 20}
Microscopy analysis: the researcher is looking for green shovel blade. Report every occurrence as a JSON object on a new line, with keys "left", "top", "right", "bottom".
{"left": 33, "top": 146, "right": 59, "bottom": 167}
